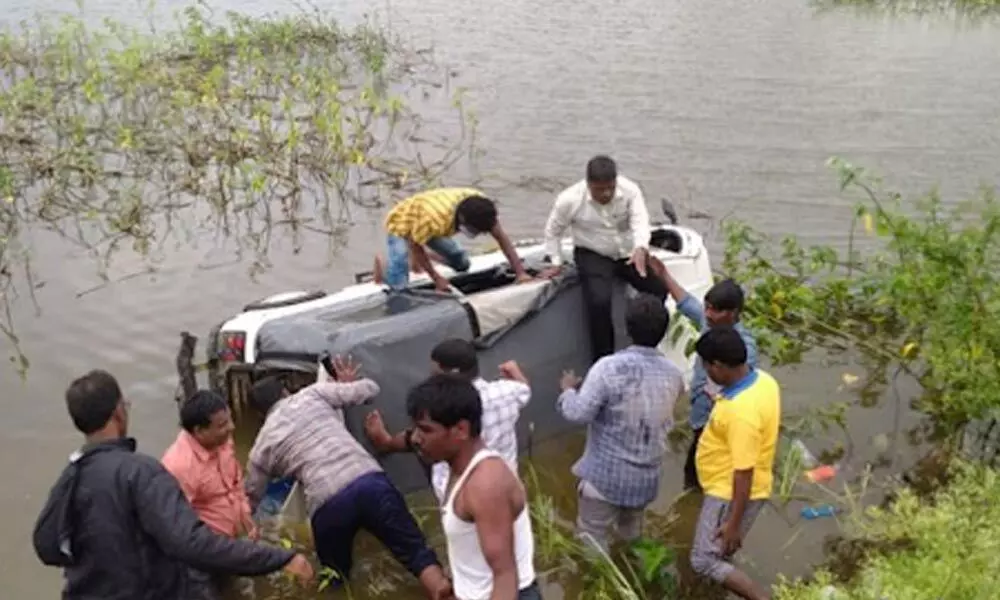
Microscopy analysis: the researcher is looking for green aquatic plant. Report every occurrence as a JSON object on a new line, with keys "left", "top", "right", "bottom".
{"left": 0, "top": 2, "right": 476, "bottom": 375}
{"left": 523, "top": 465, "right": 680, "bottom": 599}
{"left": 775, "top": 437, "right": 808, "bottom": 505}
{"left": 315, "top": 566, "right": 344, "bottom": 594}
{"left": 723, "top": 157, "right": 1000, "bottom": 438}
{"left": 629, "top": 537, "right": 678, "bottom": 593}
{"left": 251, "top": 474, "right": 680, "bottom": 599}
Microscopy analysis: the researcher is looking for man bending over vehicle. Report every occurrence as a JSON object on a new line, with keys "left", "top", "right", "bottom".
{"left": 245, "top": 357, "right": 452, "bottom": 599}
{"left": 380, "top": 188, "right": 532, "bottom": 293}
{"left": 364, "top": 338, "right": 532, "bottom": 503}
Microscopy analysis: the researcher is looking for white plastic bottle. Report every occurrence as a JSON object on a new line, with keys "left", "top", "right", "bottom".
{"left": 791, "top": 438, "right": 819, "bottom": 469}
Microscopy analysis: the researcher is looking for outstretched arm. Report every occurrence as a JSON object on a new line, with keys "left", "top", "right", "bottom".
{"left": 490, "top": 223, "right": 529, "bottom": 280}
{"left": 650, "top": 256, "right": 705, "bottom": 328}
{"left": 557, "top": 361, "right": 609, "bottom": 424}
{"left": 135, "top": 464, "right": 294, "bottom": 575}
{"left": 409, "top": 241, "right": 449, "bottom": 290}
{"left": 310, "top": 379, "right": 380, "bottom": 409}
{"left": 497, "top": 360, "right": 530, "bottom": 390}
{"left": 628, "top": 185, "right": 652, "bottom": 256}
{"left": 244, "top": 458, "right": 270, "bottom": 514}
{"left": 543, "top": 192, "right": 575, "bottom": 267}
{"left": 364, "top": 410, "right": 415, "bottom": 455}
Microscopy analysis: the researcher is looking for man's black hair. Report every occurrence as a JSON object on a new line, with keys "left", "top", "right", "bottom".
{"left": 180, "top": 390, "right": 229, "bottom": 433}
{"left": 250, "top": 375, "right": 286, "bottom": 415}
{"left": 406, "top": 373, "right": 482, "bottom": 437}
{"left": 625, "top": 293, "right": 671, "bottom": 347}
{"left": 455, "top": 196, "right": 498, "bottom": 234}
{"left": 694, "top": 326, "right": 748, "bottom": 368}
{"left": 431, "top": 338, "right": 479, "bottom": 378}
{"left": 66, "top": 370, "right": 123, "bottom": 435}
{"left": 705, "top": 278, "right": 745, "bottom": 314}
{"left": 586, "top": 155, "right": 618, "bottom": 183}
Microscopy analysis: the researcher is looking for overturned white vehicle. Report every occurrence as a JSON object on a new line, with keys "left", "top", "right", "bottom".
{"left": 194, "top": 215, "right": 713, "bottom": 496}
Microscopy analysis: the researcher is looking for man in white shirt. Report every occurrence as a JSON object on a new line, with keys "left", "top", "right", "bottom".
{"left": 363, "top": 338, "right": 532, "bottom": 503}
{"left": 541, "top": 155, "right": 668, "bottom": 362}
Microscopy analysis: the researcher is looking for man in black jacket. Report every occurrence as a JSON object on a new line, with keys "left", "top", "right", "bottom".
{"left": 32, "top": 369, "right": 315, "bottom": 600}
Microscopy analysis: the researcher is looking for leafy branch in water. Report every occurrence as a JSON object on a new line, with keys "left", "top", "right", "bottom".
{"left": 0, "top": 2, "right": 476, "bottom": 374}
{"left": 722, "top": 157, "right": 1000, "bottom": 433}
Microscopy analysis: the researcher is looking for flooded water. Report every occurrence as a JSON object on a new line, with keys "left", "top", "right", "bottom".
{"left": 3, "top": 0, "right": 1000, "bottom": 597}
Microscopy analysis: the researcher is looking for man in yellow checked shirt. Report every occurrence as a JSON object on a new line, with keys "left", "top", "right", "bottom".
{"left": 375, "top": 188, "right": 532, "bottom": 294}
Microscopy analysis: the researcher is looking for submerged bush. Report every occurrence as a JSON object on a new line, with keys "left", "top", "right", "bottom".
{"left": 775, "top": 460, "right": 1000, "bottom": 600}
{"left": 723, "top": 158, "right": 1000, "bottom": 435}
{"left": 0, "top": 3, "right": 475, "bottom": 373}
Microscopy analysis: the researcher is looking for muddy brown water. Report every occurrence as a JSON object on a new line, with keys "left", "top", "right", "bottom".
{"left": 3, "top": 0, "right": 1000, "bottom": 597}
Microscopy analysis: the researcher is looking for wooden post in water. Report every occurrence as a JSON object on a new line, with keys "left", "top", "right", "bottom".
{"left": 174, "top": 332, "right": 199, "bottom": 405}
{"left": 231, "top": 373, "right": 247, "bottom": 420}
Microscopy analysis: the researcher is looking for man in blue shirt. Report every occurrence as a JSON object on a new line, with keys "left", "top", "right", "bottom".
{"left": 556, "top": 293, "right": 685, "bottom": 553}
{"left": 650, "top": 258, "right": 758, "bottom": 491}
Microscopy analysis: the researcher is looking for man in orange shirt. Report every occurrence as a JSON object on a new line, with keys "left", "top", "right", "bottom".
{"left": 162, "top": 390, "right": 256, "bottom": 599}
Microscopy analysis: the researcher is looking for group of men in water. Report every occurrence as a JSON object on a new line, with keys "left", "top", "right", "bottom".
{"left": 32, "top": 155, "right": 779, "bottom": 600}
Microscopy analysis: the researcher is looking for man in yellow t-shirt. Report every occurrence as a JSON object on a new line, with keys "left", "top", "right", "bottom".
{"left": 380, "top": 188, "right": 531, "bottom": 293}
{"left": 690, "top": 326, "right": 780, "bottom": 600}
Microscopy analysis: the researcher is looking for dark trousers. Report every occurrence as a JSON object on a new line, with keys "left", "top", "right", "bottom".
{"left": 186, "top": 568, "right": 222, "bottom": 600}
{"left": 574, "top": 246, "right": 668, "bottom": 362}
{"left": 311, "top": 472, "right": 438, "bottom": 583}
{"left": 519, "top": 581, "right": 544, "bottom": 599}
{"left": 684, "top": 427, "right": 704, "bottom": 491}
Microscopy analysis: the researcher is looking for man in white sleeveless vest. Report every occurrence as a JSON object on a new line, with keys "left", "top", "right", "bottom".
{"left": 364, "top": 339, "right": 532, "bottom": 504}
{"left": 406, "top": 374, "right": 541, "bottom": 600}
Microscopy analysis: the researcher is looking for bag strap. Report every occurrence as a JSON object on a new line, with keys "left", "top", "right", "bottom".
{"left": 56, "top": 444, "right": 126, "bottom": 561}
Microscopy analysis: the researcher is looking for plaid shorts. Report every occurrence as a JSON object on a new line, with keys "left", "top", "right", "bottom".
{"left": 689, "top": 494, "right": 766, "bottom": 582}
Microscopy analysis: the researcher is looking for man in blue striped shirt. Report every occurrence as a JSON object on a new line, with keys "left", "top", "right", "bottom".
{"left": 650, "top": 258, "right": 758, "bottom": 491}
{"left": 557, "top": 293, "right": 685, "bottom": 553}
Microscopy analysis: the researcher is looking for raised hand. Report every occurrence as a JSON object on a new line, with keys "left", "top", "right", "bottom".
{"left": 364, "top": 410, "right": 393, "bottom": 451}
{"left": 332, "top": 355, "right": 360, "bottom": 382}
{"left": 560, "top": 370, "right": 582, "bottom": 392}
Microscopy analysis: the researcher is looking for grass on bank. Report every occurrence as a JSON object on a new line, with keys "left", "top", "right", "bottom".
{"left": 260, "top": 464, "right": 681, "bottom": 600}
{"left": 775, "top": 459, "right": 1000, "bottom": 600}
{"left": 525, "top": 468, "right": 680, "bottom": 600}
